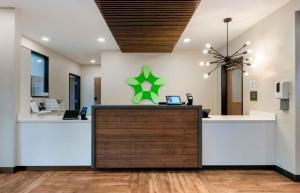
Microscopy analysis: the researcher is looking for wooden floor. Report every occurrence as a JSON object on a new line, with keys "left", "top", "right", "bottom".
{"left": 0, "top": 170, "right": 300, "bottom": 193}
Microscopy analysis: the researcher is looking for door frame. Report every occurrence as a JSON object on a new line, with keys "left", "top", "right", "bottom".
{"left": 94, "top": 77, "right": 101, "bottom": 105}
{"left": 221, "top": 58, "right": 244, "bottom": 115}
{"left": 69, "top": 73, "right": 81, "bottom": 110}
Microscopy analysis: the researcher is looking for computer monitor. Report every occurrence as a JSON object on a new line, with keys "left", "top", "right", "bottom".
{"left": 166, "top": 96, "right": 182, "bottom": 105}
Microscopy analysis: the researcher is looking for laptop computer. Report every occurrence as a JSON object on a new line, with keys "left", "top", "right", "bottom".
{"left": 166, "top": 96, "right": 182, "bottom": 105}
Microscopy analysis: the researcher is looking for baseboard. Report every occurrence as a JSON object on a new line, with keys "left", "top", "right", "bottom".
{"left": 202, "top": 165, "right": 300, "bottom": 182}
{"left": 93, "top": 168, "right": 201, "bottom": 172}
{"left": 202, "top": 165, "right": 275, "bottom": 170}
{"left": 274, "top": 166, "right": 300, "bottom": 182}
{"left": 0, "top": 167, "right": 17, "bottom": 174}
{"left": 15, "top": 166, "right": 92, "bottom": 172}
{"left": 3, "top": 165, "right": 300, "bottom": 182}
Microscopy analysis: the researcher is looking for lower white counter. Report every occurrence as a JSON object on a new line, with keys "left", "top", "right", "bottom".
{"left": 17, "top": 114, "right": 91, "bottom": 166}
{"left": 17, "top": 111, "right": 276, "bottom": 167}
{"left": 202, "top": 111, "right": 276, "bottom": 166}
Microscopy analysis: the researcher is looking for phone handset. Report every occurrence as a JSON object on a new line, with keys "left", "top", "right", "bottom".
{"left": 80, "top": 107, "right": 88, "bottom": 120}
{"left": 186, "top": 93, "right": 193, "bottom": 105}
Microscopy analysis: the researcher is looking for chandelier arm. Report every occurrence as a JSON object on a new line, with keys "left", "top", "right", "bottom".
{"left": 209, "top": 51, "right": 224, "bottom": 58}
{"left": 231, "top": 45, "right": 247, "bottom": 57}
{"left": 231, "top": 52, "right": 245, "bottom": 58}
{"left": 213, "top": 55, "right": 225, "bottom": 60}
{"left": 232, "top": 52, "right": 247, "bottom": 57}
{"left": 210, "top": 47, "right": 224, "bottom": 57}
{"left": 210, "top": 60, "right": 223, "bottom": 64}
{"left": 208, "top": 62, "right": 224, "bottom": 75}
{"left": 232, "top": 62, "right": 247, "bottom": 72}
{"left": 230, "top": 60, "right": 243, "bottom": 66}
{"left": 225, "top": 61, "right": 242, "bottom": 69}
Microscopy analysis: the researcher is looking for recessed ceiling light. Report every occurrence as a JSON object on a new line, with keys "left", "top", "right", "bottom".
{"left": 90, "top": 59, "right": 96, "bottom": 64}
{"left": 183, "top": 38, "right": 191, "bottom": 43}
{"left": 41, "top": 37, "right": 50, "bottom": 42}
{"left": 98, "top": 37, "right": 105, "bottom": 42}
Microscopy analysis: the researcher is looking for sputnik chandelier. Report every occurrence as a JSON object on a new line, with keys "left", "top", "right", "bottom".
{"left": 200, "top": 18, "right": 253, "bottom": 79}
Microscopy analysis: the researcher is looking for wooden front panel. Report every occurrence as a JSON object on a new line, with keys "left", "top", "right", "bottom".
{"left": 94, "top": 108, "right": 200, "bottom": 168}
{"left": 94, "top": 0, "right": 201, "bottom": 53}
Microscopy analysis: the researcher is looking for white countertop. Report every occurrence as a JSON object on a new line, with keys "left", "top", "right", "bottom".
{"left": 203, "top": 115, "right": 275, "bottom": 122}
{"left": 17, "top": 110, "right": 275, "bottom": 123}
{"left": 17, "top": 114, "right": 91, "bottom": 123}
{"left": 203, "top": 111, "right": 276, "bottom": 122}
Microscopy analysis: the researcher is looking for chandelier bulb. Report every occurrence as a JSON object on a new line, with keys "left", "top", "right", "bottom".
{"left": 199, "top": 61, "right": 205, "bottom": 66}
{"left": 203, "top": 74, "right": 209, "bottom": 79}
{"left": 206, "top": 62, "right": 210, "bottom": 66}
{"left": 205, "top": 43, "right": 212, "bottom": 49}
{"left": 247, "top": 49, "right": 253, "bottom": 54}
{"left": 246, "top": 41, "right": 251, "bottom": 46}
{"left": 203, "top": 49, "right": 209, "bottom": 54}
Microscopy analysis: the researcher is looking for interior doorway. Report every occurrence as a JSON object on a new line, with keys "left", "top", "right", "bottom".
{"left": 227, "top": 68, "right": 243, "bottom": 115}
{"left": 69, "top": 73, "right": 81, "bottom": 110}
{"left": 221, "top": 58, "right": 243, "bottom": 115}
{"left": 94, "top": 77, "right": 101, "bottom": 105}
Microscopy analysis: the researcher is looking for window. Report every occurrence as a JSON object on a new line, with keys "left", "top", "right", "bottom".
{"left": 31, "top": 51, "right": 49, "bottom": 97}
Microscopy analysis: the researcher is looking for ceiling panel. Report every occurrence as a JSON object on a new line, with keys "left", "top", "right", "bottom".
{"left": 95, "top": 0, "right": 201, "bottom": 53}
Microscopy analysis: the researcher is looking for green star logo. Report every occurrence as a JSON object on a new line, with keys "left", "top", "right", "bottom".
{"left": 127, "top": 65, "right": 166, "bottom": 104}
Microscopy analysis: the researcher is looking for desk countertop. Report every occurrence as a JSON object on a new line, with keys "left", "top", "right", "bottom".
{"left": 203, "top": 111, "right": 276, "bottom": 122}
{"left": 17, "top": 110, "right": 275, "bottom": 123}
{"left": 92, "top": 105, "right": 202, "bottom": 109}
{"left": 17, "top": 114, "right": 91, "bottom": 123}
{"left": 203, "top": 115, "right": 275, "bottom": 122}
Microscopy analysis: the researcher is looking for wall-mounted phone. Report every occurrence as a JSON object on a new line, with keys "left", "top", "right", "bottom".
{"left": 186, "top": 93, "right": 193, "bottom": 105}
{"left": 80, "top": 107, "right": 88, "bottom": 120}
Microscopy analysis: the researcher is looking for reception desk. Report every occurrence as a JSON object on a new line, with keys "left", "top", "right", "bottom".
{"left": 16, "top": 109, "right": 275, "bottom": 168}
{"left": 92, "top": 105, "right": 202, "bottom": 169}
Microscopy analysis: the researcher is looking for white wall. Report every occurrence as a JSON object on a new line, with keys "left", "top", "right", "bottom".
{"left": 101, "top": 50, "right": 218, "bottom": 113}
{"left": 219, "top": 0, "right": 300, "bottom": 174}
{"left": 19, "top": 47, "right": 32, "bottom": 117}
{"left": 20, "top": 37, "right": 82, "bottom": 116}
{"left": 0, "top": 8, "right": 20, "bottom": 167}
{"left": 81, "top": 65, "right": 101, "bottom": 114}
{"left": 295, "top": 10, "right": 300, "bottom": 175}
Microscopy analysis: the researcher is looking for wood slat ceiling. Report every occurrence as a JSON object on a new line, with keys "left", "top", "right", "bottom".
{"left": 94, "top": 0, "right": 201, "bottom": 53}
